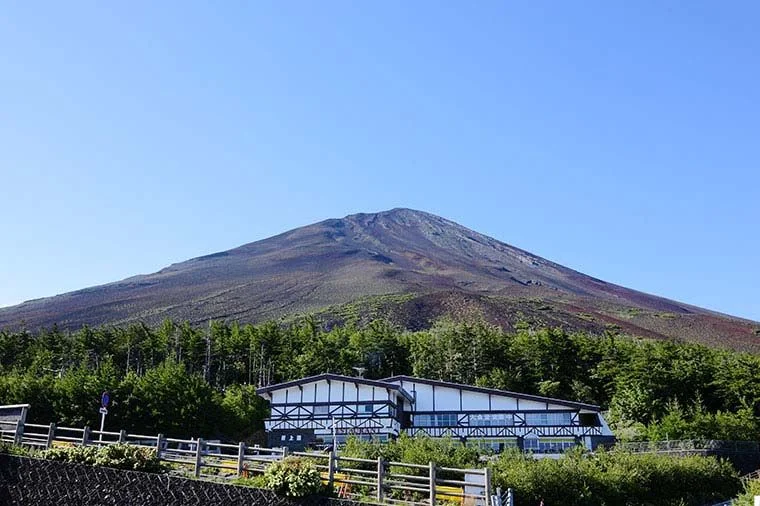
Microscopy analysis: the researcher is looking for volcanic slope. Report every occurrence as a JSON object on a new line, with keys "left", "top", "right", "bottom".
{"left": 1, "top": 208, "right": 758, "bottom": 350}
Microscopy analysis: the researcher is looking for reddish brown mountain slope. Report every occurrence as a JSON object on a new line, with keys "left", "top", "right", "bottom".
{"left": 1, "top": 209, "right": 758, "bottom": 349}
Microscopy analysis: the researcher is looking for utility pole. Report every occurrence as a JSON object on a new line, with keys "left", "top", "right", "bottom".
{"left": 203, "top": 332, "right": 211, "bottom": 382}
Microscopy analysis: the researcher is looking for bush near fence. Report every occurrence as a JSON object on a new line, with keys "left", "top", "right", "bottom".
{"left": 41, "top": 443, "right": 166, "bottom": 473}
{"left": 490, "top": 447, "right": 741, "bottom": 506}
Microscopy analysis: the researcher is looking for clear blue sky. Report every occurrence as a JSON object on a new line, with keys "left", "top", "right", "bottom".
{"left": 1, "top": 2, "right": 758, "bottom": 322}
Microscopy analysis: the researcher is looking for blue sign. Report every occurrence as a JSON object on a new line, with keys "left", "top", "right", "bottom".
{"left": 101, "top": 391, "right": 110, "bottom": 408}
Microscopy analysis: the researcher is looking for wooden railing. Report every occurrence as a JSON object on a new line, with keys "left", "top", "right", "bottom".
{"left": 291, "top": 450, "right": 491, "bottom": 505}
{"left": 1, "top": 418, "right": 493, "bottom": 505}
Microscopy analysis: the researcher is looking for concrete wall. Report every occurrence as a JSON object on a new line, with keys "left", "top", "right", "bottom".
{"left": 0, "top": 454, "right": 364, "bottom": 506}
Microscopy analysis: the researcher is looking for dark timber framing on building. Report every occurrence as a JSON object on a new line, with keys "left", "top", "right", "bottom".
{"left": 256, "top": 373, "right": 615, "bottom": 453}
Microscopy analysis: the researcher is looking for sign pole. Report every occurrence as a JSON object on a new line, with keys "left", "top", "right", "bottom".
{"left": 99, "top": 391, "right": 110, "bottom": 443}
{"left": 99, "top": 409, "right": 106, "bottom": 442}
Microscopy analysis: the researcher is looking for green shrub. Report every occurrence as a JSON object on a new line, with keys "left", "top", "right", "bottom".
{"left": 734, "top": 479, "right": 760, "bottom": 505}
{"left": 490, "top": 448, "right": 740, "bottom": 506}
{"left": 40, "top": 444, "right": 165, "bottom": 473}
{"left": 95, "top": 443, "right": 165, "bottom": 472}
{"left": 263, "top": 457, "right": 324, "bottom": 497}
{"left": 342, "top": 434, "right": 479, "bottom": 470}
{"left": 233, "top": 473, "right": 269, "bottom": 488}
{"left": 41, "top": 445, "right": 100, "bottom": 465}
{"left": 0, "top": 441, "right": 34, "bottom": 457}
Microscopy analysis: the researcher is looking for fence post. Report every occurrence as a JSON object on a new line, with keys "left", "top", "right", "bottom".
{"left": 194, "top": 438, "right": 204, "bottom": 478}
{"left": 429, "top": 461, "right": 436, "bottom": 506}
{"left": 327, "top": 451, "right": 336, "bottom": 489}
{"left": 46, "top": 423, "right": 56, "bottom": 449}
{"left": 13, "top": 408, "right": 27, "bottom": 445}
{"left": 484, "top": 467, "right": 493, "bottom": 506}
{"left": 156, "top": 433, "right": 164, "bottom": 459}
{"left": 281, "top": 446, "right": 288, "bottom": 458}
{"left": 82, "top": 426, "right": 90, "bottom": 446}
{"left": 237, "top": 442, "right": 246, "bottom": 477}
{"left": 119, "top": 430, "right": 127, "bottom": 443}
{"left": 376, "top": 456, "right": 384, "bottom": 503}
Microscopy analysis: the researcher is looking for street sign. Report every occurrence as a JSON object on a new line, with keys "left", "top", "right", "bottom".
{"left": 98, "top": 394, "right": 110, "bottom": 442}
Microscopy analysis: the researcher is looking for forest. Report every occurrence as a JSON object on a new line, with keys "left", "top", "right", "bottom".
{"left": 2, "top": 317, "right": 760, "bottom": 442}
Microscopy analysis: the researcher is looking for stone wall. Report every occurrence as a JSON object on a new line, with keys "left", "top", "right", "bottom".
{"left": 0, "top": 454, "right": 365, "bottom": 506}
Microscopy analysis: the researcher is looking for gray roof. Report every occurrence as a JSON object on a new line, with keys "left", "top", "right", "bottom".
{"left": 256, "top": 373, "right": 415, "bottom": 403}
{"left": 383, "top": 375, "right": 601, "bottom": 411}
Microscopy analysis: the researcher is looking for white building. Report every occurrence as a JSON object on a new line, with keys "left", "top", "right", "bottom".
{"left": 256, "top": 374, "right": 614, "bottom": 453}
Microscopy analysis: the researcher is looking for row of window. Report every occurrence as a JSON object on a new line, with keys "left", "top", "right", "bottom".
{"left": 523, "top": 438, "right": 578, "bottom": 453}
{"left": 414, "top": 413, "right": 459, "bottom": 427}
{"left": 279, "top": 434, "right": 578, "bottom": 453}
{"left": 310, "top": 404, "right": 390, "bottom": 416}
{"left": 468, "top": 438, "right": 520, "bottom": 452}
{"left": 467, "top": 437, "right": 579, "bottom": 453}
{"left": 413, "top": 412, "right": 573, "bottom": 427}
{"left": 279, "top": 406, "right": 576, "bottom": 427}
{"left": 525, "top": 412, "right": 573, "bottom": 426}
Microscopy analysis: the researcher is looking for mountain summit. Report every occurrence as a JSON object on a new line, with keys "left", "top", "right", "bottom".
{"left": 1, "top": 208, "right": 757, "bottom": 349}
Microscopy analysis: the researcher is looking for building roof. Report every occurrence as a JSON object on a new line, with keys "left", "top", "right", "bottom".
{"left": 256, "top": 373, "right": 600, "bottom": 411}
{"left": 256, "top": 373, "right": 415, "bottom": 403}
{"left": 383, "top": 375, "right": 601, "bottom": 411}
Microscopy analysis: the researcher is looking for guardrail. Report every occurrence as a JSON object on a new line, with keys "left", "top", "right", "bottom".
{"left": 0, "top": 418, "right": 492, "bottom": 505}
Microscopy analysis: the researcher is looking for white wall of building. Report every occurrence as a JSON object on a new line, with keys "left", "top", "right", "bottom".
{"left": 259, "top": 374, "right": 615, "bottom": 452}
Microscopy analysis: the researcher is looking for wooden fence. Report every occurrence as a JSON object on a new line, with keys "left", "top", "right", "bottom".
{"left": 1, "top": 418, "right": 492, "bottom": 505}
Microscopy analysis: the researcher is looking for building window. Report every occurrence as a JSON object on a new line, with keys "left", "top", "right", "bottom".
{"left": 469, "top": 413, "right": 514, "bottom": 427}
{"left": 414, "top": 413, "right": 458, "bottom": 427}
{"left": 524, "top": 437, "right": 577, "bottom": 453}
{"left": 313, "top": 405, "right": 329, "bottom": 415}
{"left": 524, "top": 412, "right": 572, "bottom": 426}
{"left": 468, "top": 438, "right": 519, "bottom": 452}
{"left": 360, "top": 404, "right": 374, "bottom": 414}
{"left": 579, "top": 413, "right": 600, "bottom": 427}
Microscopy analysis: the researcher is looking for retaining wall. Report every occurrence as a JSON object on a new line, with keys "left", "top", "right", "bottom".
{"left": 0, "top": 454, "right": 364, "bottom": 506}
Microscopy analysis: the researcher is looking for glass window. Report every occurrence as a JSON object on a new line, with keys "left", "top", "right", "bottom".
{"left": 539, "top": 439, "right": 576, "bottom": 453}
{"left": 579, "top": 413, "right": 599, "bottom": 427}
{"left": 468, "top": 438, "right": 519, "bottom": 452}
{"left": 525, "top": 412, "right": 572, "bottom": 426}
{"left": 469, "top": 413, "right": 514, "bottom": 426}
{"left": 313, "top": 405, "right": 329, "bottom": 415}
{"left": 522, "top": 437, "right": 576, "bottom": 453}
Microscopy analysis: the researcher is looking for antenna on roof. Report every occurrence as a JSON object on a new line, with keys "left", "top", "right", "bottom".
{"left": 352, "top": 366, "right": 366, "bottom": 378}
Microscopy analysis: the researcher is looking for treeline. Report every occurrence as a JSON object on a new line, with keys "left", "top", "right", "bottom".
{"left": 2, "top": 318, "right": 760, "bottom": 441}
